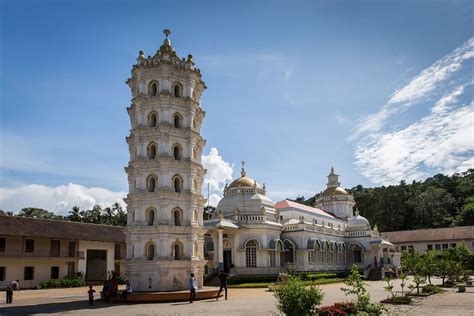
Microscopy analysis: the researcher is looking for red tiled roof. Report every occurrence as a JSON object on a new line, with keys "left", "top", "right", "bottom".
{"left": 275, "top": 200, "right": 335, "bottom": 218}
{"left": 0, "top": 215, "right": 126, "bottom": 243}
{"left": 380, "top": 226, "right": 474, "bottom": 243}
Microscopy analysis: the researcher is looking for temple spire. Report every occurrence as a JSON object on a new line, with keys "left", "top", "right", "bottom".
{"left": 241, "top": 161, "right": 247, "bottom": 177}
{"left": 327, "top": 166, "right": 340, "bottom": 188}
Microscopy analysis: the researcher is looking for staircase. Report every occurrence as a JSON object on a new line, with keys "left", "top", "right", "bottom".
{"left": 367, "top": 268, "right": 382, "bottom": 281}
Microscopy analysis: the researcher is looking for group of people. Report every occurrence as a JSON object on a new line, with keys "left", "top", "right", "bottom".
{"left": 100, "top": 271, "right": 132, "bottom": 303}
{"left": 4, "top": 280, "right": 20, "bottom": 304}
{"left": 188, "top": 269, "right": 230, "bottom": 303}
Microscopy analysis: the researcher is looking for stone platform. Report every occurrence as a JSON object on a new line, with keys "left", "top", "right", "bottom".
{"left": 124, "top": 287, "right": 222, "bottom": 303}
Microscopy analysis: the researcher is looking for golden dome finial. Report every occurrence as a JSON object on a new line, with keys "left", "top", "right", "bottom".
{"left": 241, "top": 160, "right": 246, "bottom": 177}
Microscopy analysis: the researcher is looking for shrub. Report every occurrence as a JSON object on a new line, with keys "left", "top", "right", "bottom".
{"left": 380, "top": 296, "right": 412, "bottom": 304}
{"left": 422, "top": 284, "right": 443, "bottom": 294}
{"left": 39, "top": 278, "right": 85, "bottom": 289}
{"left": 317, "top": 302, "right": 356, "bottom": 316}
{"left": 273, "top": 275, "right": 324, "bottom": 316}
{"left": 341, "top": 265, "right": 385, "bottom": 315}
{"left": 305, "top": 273, "right": 337, "bottom": 281}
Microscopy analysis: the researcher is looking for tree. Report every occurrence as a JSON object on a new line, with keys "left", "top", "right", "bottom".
{"left": 203, "top": 206, "right": 216, "bottom": 220}
{"left": 273, "top": 275, "right": 324, "bottom": 316}
{"left": 18, "top": 207, "right": 63, "bottom": 220}
{"left": 68, "top": 206, "right": 82, "bottom": 222}
{"left": 456, "top": 196, "right": 474, "bottom": 226}
{"left": 408, "top": 187, "right": 456, "bottom": 228}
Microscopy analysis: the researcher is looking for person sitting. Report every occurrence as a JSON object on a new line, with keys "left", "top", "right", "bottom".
{"left": 121, "top": 281, "right": 132, "bottom": 302}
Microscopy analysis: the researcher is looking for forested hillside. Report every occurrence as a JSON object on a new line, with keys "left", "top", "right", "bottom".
{"left": 291, "top": 169, "right": 474, "bottom": 232}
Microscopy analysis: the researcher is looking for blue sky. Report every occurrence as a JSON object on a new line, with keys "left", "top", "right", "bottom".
{"left": 1, "top": 0, "right": 473, "bottom": 213}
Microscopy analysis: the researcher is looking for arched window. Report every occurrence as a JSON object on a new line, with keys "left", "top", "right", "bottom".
{"left": 173, "top": 175, "right": 183, "bottom": 193}
{"left": 352, "top": 244, "right": 363, "bottom": 263}
{"left": 194, "top": 241, "right": 199, "bottom": 258}
{"left": 192, "top": 148, "right": 197, "bottom": 159}
{"left": 149, "top": 81, "right": 159, "bottom": 97}
{"left": 245, "top": 240, "right": 258, "bottom": 268}
{"left": 146, "top": 243, "right": 155, "bottom": 261}
{"left": 173, "top": 208, "right": 182, "bottom": 226}
{"left": 173, "top": 83, "right": 182, "bottom": 98}
{"left": 282, "top": 240, "right": 295, "bottom": 264}
{"left": 193, "top": 179, "right": 198, "bottom": 191}
{"left": 173, "top": 243, "right": 182, "bottom": 260}
{"left": 315, "top": 242, "right": 321, "bottom": 263}
{"left": 173, "top": 144, "right": 182, "bottom": 160}
{"left": 148, "top": 112, "right": 158, "bottom": 128}
{"left": 146, "top": 208, "right": 155, "bottom": 226}
{"left": 147, "top": 143, "right": 157, "bottom": 160}
{"left": 173, "top": 113, "right": 182, "bottom": 129}
{"left": 193, "top": 209, "right": 198, "bottom": 223}
{"left": 147, "top": 175, "right": 157, "bottom": 192}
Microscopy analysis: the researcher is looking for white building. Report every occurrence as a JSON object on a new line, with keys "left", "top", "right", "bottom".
{"left": 124, "top": 29, "right": 207, "bottom": 292}
{"left": 204, "top": 165, "right": 396, "bottom": 278}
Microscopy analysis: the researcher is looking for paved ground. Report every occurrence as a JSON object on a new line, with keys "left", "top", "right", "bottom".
{"left": 1, "top": 279, "right": 473, "bottom": 315}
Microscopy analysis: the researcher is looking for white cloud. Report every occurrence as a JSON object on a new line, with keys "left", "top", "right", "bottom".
{"left": 201, "top": 147, "right": 234, "bottom": 206}
{"left": 351, "top": 37, "right": 474, "bottom": 185}
{"left": 350, "top": 37, "right": 474, "bottom": 141}
{"left": 0, "top": 183, "right": 127, "bottom": 215}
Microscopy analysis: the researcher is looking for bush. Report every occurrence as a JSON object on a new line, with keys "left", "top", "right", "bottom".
{"left": 116, "top": 275, "right": 127, "bottom": 285}
{"left": 305, "top": 273, "right": 338, "bottom": 281}
{"left": 227, "top": 275, "right": 277, "bottom": 285}
{"left": 39, "top": 278, "right": 85, "bottom": 289}
{"left": 273, "top": 275, "right": 324, "bottom": 316}
{"left": 422, "top": 284, "right": 443, "bottom": 294}
{"left": 380, "top": 296, "right": 412, "bottom": 304}
{"left": 317, "top": 302, "right": 357, "bottom": 316}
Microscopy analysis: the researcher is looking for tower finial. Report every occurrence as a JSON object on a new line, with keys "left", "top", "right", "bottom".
{"left": 241, "top": 161, "right": 246, "bottom": 177}
{"left": 163, "top": 29, "right": 171, "bottom": 38}
{"left": 331, "top": 166, "right": 335, "bottom": 174}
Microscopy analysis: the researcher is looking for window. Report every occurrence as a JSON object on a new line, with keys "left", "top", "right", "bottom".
{"left": 0, "top": 238, "right": 5, "bottom": 252}
{"left": 68, "top": 241, "right": 76, "bottom": 257}
{"left": 25, "top": 239, "right": 34, "bottom": 253}
{"left": 245, "top": 240, "right": 257, "bottom": 268}
{"left": 173, "top": 83, "right": 182, "bottom": 98}
{"left": 50, "top": 240, "right": 60, "bottom": 257}
{"left": 193, "top": 179, "right": 198, "bottom": 191}
{"left": 114, "top": 243, "right": 122, "bottom": 260}
{"left": 427, "top": 244, "right": 433, "bottom": 251}
{"left": 24, "top": 267, "right": 34, "bottom": 280}
{"left": 173, "top": 144, "right": 182, "bottom": 160}
{"left": 146, "top": 244, "right": 155, "bottom": 261}
{"left": 149, "top": 81, "right": 159, "bottom": 96}
{"left": 173, "top": 175, "right": 183, "bottom": 193}
{"left": 435, "top": 244, "right": 441, "bottom": 251}
{"left": 308, "top": 251, "right": 314, "bottom": 263}
{"left": 146, "top": 208, "right": 155, "bottom": 226}
{"left": 0, "top": 267, "right": 5, "bottom": 281}
{"left": 192, "top": 148, "right": 197, "bottom": 160}
{"left": 174, "top": 209, "right": 182, "bottom": 226}
{"left": 351, "top": 245, "right": 363, "bottom": 263}
{"left": 147, "top": 143, "right": 157, "bottom": 160}
{"left": 269, "top": 251, "right": 276, "bottom": 267}
{"left": 400, "top": 245, "right": 407, "bottom": 251}
{"left": 147, "top": 175, "right": 157, "bottom": 192}
{"left": 193, "top": 209, "right": 198, "bottom": 223}
{"left": 282, "top": 240, "right": 295, "bottom": 264}
{"left": 51, "top": 266, "right": 59, "bottom": 279}
{"left": 442, "top": 244, "right": 448, "bottom": 249}
{"left": 173, "top": 113, "right": 182, "bottom": 128}
{"left": 450, "top": 243, "right": 457, "bottom": 248}
{"left": 148, "top": 112, "right": 158, "bottom": 128}
{"left": 194, "top": 242, "right": 199, "bottom": 258}
{"left": 173, "top": 243, "right": 182, "bottom": 260}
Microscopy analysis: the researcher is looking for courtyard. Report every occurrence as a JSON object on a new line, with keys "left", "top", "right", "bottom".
{"left": 1, "top": 279, "right": 474, "bottom": 315}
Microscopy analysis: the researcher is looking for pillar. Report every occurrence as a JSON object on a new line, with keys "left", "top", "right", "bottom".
{"left": 218, "top": 229, "right": 224, "bottom": 270}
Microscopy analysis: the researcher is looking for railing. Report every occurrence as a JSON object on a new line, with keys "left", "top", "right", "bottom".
{"left": 0, "top": 249, "right": 84, "bottom": 258}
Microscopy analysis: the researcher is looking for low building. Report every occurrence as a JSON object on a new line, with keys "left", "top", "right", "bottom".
{"left": 0, "top": 215, "right": 126, "bottom": 288}
{"left": 380, "top": 226, "right": 474, "bottom": 253}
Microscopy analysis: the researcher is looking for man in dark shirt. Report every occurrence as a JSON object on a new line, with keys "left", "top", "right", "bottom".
{"left": 216, "top": 270, "right": 230, "bottom": 300}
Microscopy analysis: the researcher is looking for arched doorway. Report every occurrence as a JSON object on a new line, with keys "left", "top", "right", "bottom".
{"left": 223, "top": 239, "right": 232, "bottom": 273}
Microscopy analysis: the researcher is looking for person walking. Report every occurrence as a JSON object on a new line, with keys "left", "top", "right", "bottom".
{"left": 216, "top": 270, "right": 230, "bottom": 300}
{"left": 121, "top": 281, "right": 132, "bottom": 302}
{"left": 5, "top": 283, "right": 13, "bottom": 304}
{"left": 88, "top": 285, "right": 96, "bottom": 306}
{"left": 189, "top": 273, "right": 197, "bottom": 303}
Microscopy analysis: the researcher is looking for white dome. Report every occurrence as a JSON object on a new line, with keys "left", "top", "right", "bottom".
{"left": 347, "top": 214, "right": 370, "bottom": 230}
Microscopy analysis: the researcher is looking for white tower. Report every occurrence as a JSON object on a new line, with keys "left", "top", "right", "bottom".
{"left": 124, "top": 30, "right": 207, "bottom": 292}
{"left": 315, "top": 167, "right": 355, "bottom": 220}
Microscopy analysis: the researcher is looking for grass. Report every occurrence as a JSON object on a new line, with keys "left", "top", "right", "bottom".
{"left": 228, "top": 278, "right": 345, "bottom": 289}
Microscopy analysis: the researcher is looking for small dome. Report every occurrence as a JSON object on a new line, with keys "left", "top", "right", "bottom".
{"left": 321, "top": 186, "right": 348, "bottom": 196}
{"left": 228, "top": 176, "right": 257, "bottom": 189}
{"left": 348, "top": 214, "right": 369, "bottom": 227}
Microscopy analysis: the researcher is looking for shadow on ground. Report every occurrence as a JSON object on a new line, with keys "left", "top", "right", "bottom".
{"left": 1, "top": 300, "right": 127, "bottom": 315}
